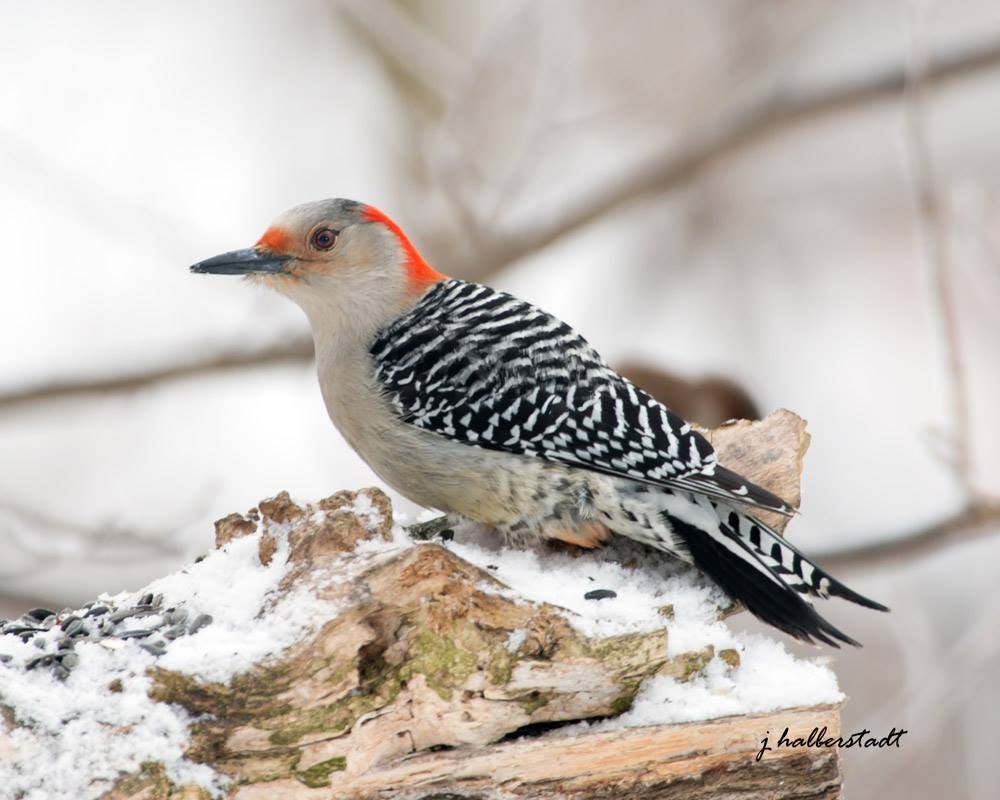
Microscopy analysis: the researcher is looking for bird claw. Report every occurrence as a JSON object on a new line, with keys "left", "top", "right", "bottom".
{"left": 405, "top": 515, "right": 456, "bottom": 541}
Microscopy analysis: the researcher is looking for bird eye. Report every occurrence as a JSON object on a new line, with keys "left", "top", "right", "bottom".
{"left": 311, "top": 228, "right": 337, "bottom": 250}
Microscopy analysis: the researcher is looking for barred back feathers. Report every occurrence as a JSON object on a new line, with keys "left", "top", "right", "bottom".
{"left": 370, "top": 279, "right": 887, "bottom": 647}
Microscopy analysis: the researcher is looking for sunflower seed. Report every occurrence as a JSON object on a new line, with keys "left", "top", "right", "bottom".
{"left": 163, "top": 623, "right": 187, "bottom": 640}
{"left": 118, "top": 629, "right": 153, "bottom": 640}
{"left": 26, "top": 608, "right": 55, "bottom": 622}
{"left": 188, "top": 614, "right": 213, "bottom": 634}
{"left": 164, "top": 608, "right": 188, "bottom": 626}
{"left": 583, "top": 589, "right": 617, "bottom": 601}
{"left": 58, "top": 652, "right": 79, "bottom": 669}
{"left": 5, "top": 626, "right": 42, "bottom": 636}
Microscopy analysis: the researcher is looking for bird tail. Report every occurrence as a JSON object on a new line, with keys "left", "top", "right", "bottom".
{"left": 664, "top": 501, "right": 888, "bottom": 647}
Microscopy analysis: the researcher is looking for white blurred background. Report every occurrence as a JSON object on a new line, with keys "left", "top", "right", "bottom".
{"left": 1, "top": 2, "right": 998, "bottom": 796}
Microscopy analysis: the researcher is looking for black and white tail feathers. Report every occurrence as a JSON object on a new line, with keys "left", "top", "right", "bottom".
{"left": 680, "top": 464, "right": 796, "bottom": 517}
{"left": 666, "top": 502, "right": 888, "bottom": 647}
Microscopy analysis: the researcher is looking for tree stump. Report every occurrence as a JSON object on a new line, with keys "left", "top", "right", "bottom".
{"left": 0, "top": 410, "right": 843, "bottom": 799}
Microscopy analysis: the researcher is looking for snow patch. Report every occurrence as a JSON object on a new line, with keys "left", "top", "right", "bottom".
{"left": 506, "top": 628, "right": 528, "bottom": 652}
{"left": 0, "top": 509, "right": 341, "bottom": 799}
{"left": 0, "top": 505, "right": 844, "bottom": 799}
{"left": 433, "top": 520, "right": 843, "bottom": 724}
{"left": 589, "top": 636, "right": 841, "bottom": 731}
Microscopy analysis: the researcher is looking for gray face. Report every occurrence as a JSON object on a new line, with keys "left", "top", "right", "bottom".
{"left": 275, "top": 198, "right": 367, "bottom": 234}
{"left": 189, "top": 197, "right": 434, "bottom": 338}
{"left": 189, "top": 198, "right": 374, "bottom": 279}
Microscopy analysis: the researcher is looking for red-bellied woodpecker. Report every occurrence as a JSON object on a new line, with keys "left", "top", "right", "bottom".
{"left": 191, "top": 198, "right": 888, "bottom": 646}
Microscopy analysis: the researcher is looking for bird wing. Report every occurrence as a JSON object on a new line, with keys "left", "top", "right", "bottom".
{"left": 371, "top": 280, "right": 793, "bottom": 515}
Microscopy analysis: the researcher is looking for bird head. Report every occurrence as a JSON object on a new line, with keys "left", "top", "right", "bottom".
{"left": 191, "top": 198, "right": 445, "bottom": 331}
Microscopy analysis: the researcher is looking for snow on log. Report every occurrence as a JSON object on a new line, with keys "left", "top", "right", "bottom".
{"left": 0, "top": 410, "right": 844, "bottom": 799}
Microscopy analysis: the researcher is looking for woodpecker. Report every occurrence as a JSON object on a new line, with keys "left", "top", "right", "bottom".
{"left": 191, "top": 198, "right": 887, "bottom": 647}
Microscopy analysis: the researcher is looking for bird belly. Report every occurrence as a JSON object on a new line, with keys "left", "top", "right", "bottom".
{"left": 337, "top": 416, "right": 610, "bottom": 545}
{"left": 364, "top": 428, "right": 694, "bottom": 561}
{"left": 361, "top": 427, "right": 597, "bottom": 538}
{"left": 336, "top": 396, "right": 695, "bottom": 556}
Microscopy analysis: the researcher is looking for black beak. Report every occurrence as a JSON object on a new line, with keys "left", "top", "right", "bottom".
{"left": 190, "top": 248, "right": 292, "bottom": 275}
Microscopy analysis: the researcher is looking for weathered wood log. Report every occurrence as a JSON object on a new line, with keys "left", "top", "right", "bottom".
{"left": 148, "top": 490, "right": 717, "bottom": 795}
{"left": 2, "top": 410, "right": 841, "bottom": 799}
{"left": 107, "top": 705, "right": 843, "bottom": 800}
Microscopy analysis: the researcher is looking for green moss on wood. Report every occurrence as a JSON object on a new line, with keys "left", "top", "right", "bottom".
{"left": 516, "top": 690, "right": 551, "bottom": 714}
{"left": 296, "top": 756, "right": 347, "bottom": 788}
{"left": 101, "top": 762, "right": 169, "bottom": 799}
{"left": 663, "top": 645, "right": 715, "bottom": 681}
{"left": 267, "top": 673, "right": 401, "bottom": 746}
{"left": 610, "top": 688, "right": 637, "bottom": 715}
{"left": 486, "top": 648, "right": 516, "bottom": 686}
{"left": 406, "top": 626, "right": 479, "bottom": 701}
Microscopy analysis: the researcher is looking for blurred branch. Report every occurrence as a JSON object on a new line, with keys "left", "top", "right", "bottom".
{"left": 337, "top": 0, "right": 462, "bottom": 115}
{"left": 448, "top": 34, "right": 1000, "bottom": 280}
{"left": 816, "top": 498, "right": 1000, "bottom": 572}
{"left": 904, "top": 7, "right": 975, "bottom": 501}
{"left": 0, "top": 497, "right": 194, "bottom": 580}
{"left": 0, "top": 338, "right": 312, "bottom": 412}
{"left": 819, "top": 15, "right": 998, "bottom": 575}
{"left": 3, "top": 37, "right": 999, "bottom": 406}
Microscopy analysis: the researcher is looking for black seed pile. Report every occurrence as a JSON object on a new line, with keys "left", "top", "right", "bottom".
{"left": 0, "top": 593, "right": 213, "bottom": 681}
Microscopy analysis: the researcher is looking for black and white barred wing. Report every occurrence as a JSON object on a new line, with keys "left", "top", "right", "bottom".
{"left": 371, "top": 280, "right": 793, "bottom": 514}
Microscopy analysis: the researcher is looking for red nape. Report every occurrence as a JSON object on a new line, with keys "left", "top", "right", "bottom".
{"left": 362, "top": 205, "right": 446, "bottom": 290}
{"left": 256, "top": 226, "right": 290, "bottom": 252}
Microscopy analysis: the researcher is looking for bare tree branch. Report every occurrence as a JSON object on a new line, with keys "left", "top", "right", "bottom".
{"left": 2, "top": 36, "right": 999, "bottom": 414}
{"left": 336, "top": 0, "right": 462, "bottom": 116}
{"left": 806, "top": 6, "right": 1000, "bottom": 580}
{"left": 0, "top": 483, "right": 218, "bottom": 616}
{"left": 904, "top": 8, "right": 975, "bottom": 501}
{"left": 446, "top": 35, "right": 1000, "bottom": 281}
{"left": 0, "top": 338, "right": 312, "bottom": 413}
{"left": 815, "top": 498, "right": 1000, "bottom": 572}
{"left": 0, "top": 497, "right": 195, "bottom": 580}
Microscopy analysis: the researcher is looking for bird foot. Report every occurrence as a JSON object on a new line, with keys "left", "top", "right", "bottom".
{"left": 405, "top": 515, "right": 456, "bottom": 541}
